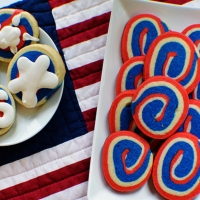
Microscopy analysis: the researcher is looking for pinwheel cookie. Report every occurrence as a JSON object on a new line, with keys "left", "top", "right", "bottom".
{"left": 0, "top": 84, "right": 15, "bottom": 135}
{"left": 0, "top": 8, "right": 39, "bottom": 62}
{"left": 7, "top": 44, "right": 66, "bottom": 108}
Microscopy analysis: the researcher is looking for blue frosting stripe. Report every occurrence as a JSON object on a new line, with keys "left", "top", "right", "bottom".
{"left": 120, "top": 106, "right": 133, "bottom": 130}
{"left": 0, "top": 0, "right": 88, "bottom": 166}
{"left": 113, "top": 139, "right": 151, "bottom": 182}
{"left": 162, "top": 141, "right": 200, "bottom": 192}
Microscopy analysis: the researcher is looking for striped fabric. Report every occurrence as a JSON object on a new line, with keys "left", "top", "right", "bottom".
{"left": 0, "top": 0, "right": 191, "bottom": 199}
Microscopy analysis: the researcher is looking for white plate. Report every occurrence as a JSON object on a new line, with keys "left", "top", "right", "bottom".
{"left": 0, "top": 28, "right": 64, "bottom": 146}
{"left": 87, "top": 0, "right": 200, "bottom": 199}
{"left": 183, "top": 0, "right": 200, "bottom": 7}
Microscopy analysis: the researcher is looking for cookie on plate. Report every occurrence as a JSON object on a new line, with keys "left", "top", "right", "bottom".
{"left": 0, "top": 8, "right": 39, "bottom": 62}
{"left": 0, "top": 84, "right": 15, "bottom": 135}
{"left": 7, "top": 44, "right": 66, "bottom": 108}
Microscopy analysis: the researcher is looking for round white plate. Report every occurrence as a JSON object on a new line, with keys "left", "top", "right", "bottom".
{"left": 0, "top": 28, "right": 64, "bottom": 146}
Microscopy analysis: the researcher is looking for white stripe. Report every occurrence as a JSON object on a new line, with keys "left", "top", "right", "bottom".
{"left": 75, "top": 82, "right": 100, "bottom": 103}
{"left": 63, "top": 34, "right": 107, "bottom": 60}
{"left": 66, "top": 47, "right": 105, "bottom": 70}
{"left": 79, "top": 95, "right": 99, "bottom": 112}
{"left": 55, "top": 1, "right": 111, "bottom": 30}
{"left": 41, "top": 182, "right": 88, "bottom": 200}
{"left": 52, "top": 0, "right": 109, "bottom": 20}
{"left": 0, "top": 132, "right": 93, "bottom": 190}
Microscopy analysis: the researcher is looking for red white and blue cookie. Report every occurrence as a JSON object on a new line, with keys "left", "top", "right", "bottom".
{"left": 0, "top": 9, "right": 39, "bottom": 62}
{"left": 131, "top": 76, "right": 189, "bottom": 139}
{"left": 177, "top": 99, "right": 200, "bottom": 139}
{"left": 108, "top": 90, "right": 135, "bottom": 133}
{"left": 144, "top": 31, "right": 200, "bottom": 94}
{"left": 0, "top": 84, "right": 15, "bottom": 135}
{"left": 102, "top": 131, "right": 153, "bottom": 192}
{"left": 182, "top": 24, "right": 200, "bottom": 53}
{"left": 121, "top": 13, "right": 169, "bottom": 62}
{"left": 116, "top": 56, "right": 144, "bottom": 96}
{"left": 7, "top": 44, "right": 66, "bottom": 108}
{"left": 152, "top": 132, "right": 200, "bottom": 200}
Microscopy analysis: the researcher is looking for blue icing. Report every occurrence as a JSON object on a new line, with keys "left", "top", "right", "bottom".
{"left": 113, "top": 139, "right": 151, "bottom": 182}
{"left": 120, "top": 106, "right": 133, "bottom": 130}
{"left": 125, "top": 63, "right": 143, "bottom": 90}
{"left": 178, "top": 107, "right": 200, "bottom": 139}
{"left": 10, "top": 51, "right": 56, "bottom": 102}
{"left": 0, "top": 16, "right": 33, "bottom": 59}
{"left": 131, "top": 86, "right": 179, "bottom": 132}
{"left": 0, "top": 14, "right": 11, "bottom": 23}
{"left": 154, "top": 42, "right": 186, "bottom": 78}
{"left": 162, "top": 141, "right": 200, "bottom": 191}
{"left": 132, "top": 21, "right": 160, "bottom": 56}
{"left": 0, "top": 88, "right": 12, "bottom": 105}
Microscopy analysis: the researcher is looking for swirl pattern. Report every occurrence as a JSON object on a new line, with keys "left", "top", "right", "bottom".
{"left": 131, "top": 76, "right": 189, "bottom": 139}
{"left": 116, "top": 56, "right": 144, "bottom": 96}
{"left": 152, "top": 132, "right": 200, "bottom": 200}
{"left": 108, "top": 90, "right": 135, "bottom": 133}
{"left": 121, "top": 14, "right": 169, "bottom": 62}
{"left": 144, "top": 31, "right": 200, "bottom": 93}
{"left": 178, "top": 100, "right": 200, "bottom": 139}
{"left": 102, "top": 131, "right": 153, "bottom": 192}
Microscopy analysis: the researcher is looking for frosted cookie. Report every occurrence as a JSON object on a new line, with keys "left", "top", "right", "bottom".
{"left": 7, "top": 44, "right": 66, "bottom": 108}
{"left": 102, "top": 131, "right": 153, "bottom": 192}
{"left": 131, "top": 76, "right": 189, "bottom": 139}
{"left": 108, "top": 90, "right": 136, "bottom": 133}
{"left": 0, "top": 84, "right": 15, "bottom": 135}
{"left": 182, "top": 24, "right": 200, "bottom": 53}
{"left": 116, "top": 56, "right": 144, "bottom": 96}
{"left": 121, "top": 14, "right": 169, "bottom": 62}
{"left": 178, "top": 99, "right": 200, "bottom": 139}
{"left": 152, "top": 132, "right": 200, "bottom": 200}
{"left": 144, "top": 31, "right": 200, "bottom": 94}
{"left": 191, "top": 82, "right": 200, "bottom": 100}
{"left": 0, "top": 9, "right": 39, "bottom": 62}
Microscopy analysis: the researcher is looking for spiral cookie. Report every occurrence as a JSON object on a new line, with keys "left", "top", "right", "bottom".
{"left": 177, "top": 99, "right": 200, "bottom": 139}
{"left": 144, "top": 31, "right": 200, "bottom": 94}
{"left": 7, "top": 44, "right": 66, "bottom": 108}
{"left": 121, "top": 13, "right": 169, "bottom": 62}
{"left": 0, "top": 9, "right": 39, "bottom": 62}
{"left": 108, "top": 90, "right": 136, "bottom": 133}
{"left": 182, "top": 24, "right": 200, "bottom": 53}
{"left": 116, "top": 56, "right": 144, "bottom": 96}
{"left": 131, "top": 76, "right": 189, "bottom": 139}
{"left": 0, "top": 85, "right": 15, "bottom": 135}
{"left": 191, "top": 82, "right": 200, "bottom": 100}
{"left": 152, "top": 132, "right": 200, "bottom": 200}
{"left": 102, "top": 131, "right": 153, "bottom": 192}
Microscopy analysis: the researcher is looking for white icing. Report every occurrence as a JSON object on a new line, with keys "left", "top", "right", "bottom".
{"left": 8, "top": 55, "right": 59, "bottom": 108}
{"left": 23, "top": 33, "right": 39, "bottom": 42}
{"left": 0, "top": 90, "right": 15, "bottom": 128}
{"left": 12, "top": 14, "right": 21, "bottom": 26}
{"left": 0, "top": 26, "right": 20, "bottom": 51}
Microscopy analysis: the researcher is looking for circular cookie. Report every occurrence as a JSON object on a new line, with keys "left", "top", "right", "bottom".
{"left": 131, "top": 76, "right": 189, "bottom": 139}
{"left": 144, "top": 31, "right": 200, "bottom": 94}
{"left": 116, "top": 56, "right": 144, "bottom": 96}
{"left": 121, "top": 13, "right": 169, "bottom": 62}
{"left": 7, "top": 44, "right": 66, "bottom": 108}
{"left": 0, "top": 8, "right": 39, "bottom": 62}
{"left": 102, "top": 131, "right": 153, "bottom": 192}
{"left": 152, "top": 132, "right": 200, "bottom": 200}
{"left": 0, "top": 84, "right": 15, "bottom": 135}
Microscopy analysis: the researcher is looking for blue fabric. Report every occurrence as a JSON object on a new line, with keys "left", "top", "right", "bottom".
{"left": 0, "top": 0, "right": 88, "bottom": 166}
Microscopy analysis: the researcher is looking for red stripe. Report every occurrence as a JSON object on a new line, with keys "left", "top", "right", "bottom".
{"left": 70, "top": 60, "right": 103, "bottom": 80}
{"left": 57, "top": 12, "right": 111, "bottom": 41}
{"left": 152, "top": 0, "right": 191, "bottom": 4}
{"left": 82, "top": 108, "right": 97, "bottom": 132}
{"left": 49, "top": 0, "right": 74, "bottom": 8}
{"left": 60, "top": 22, "right": 109, "bottom": 49}
{"left": 0, "top": 158, "right": 90, "bottom": 200}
